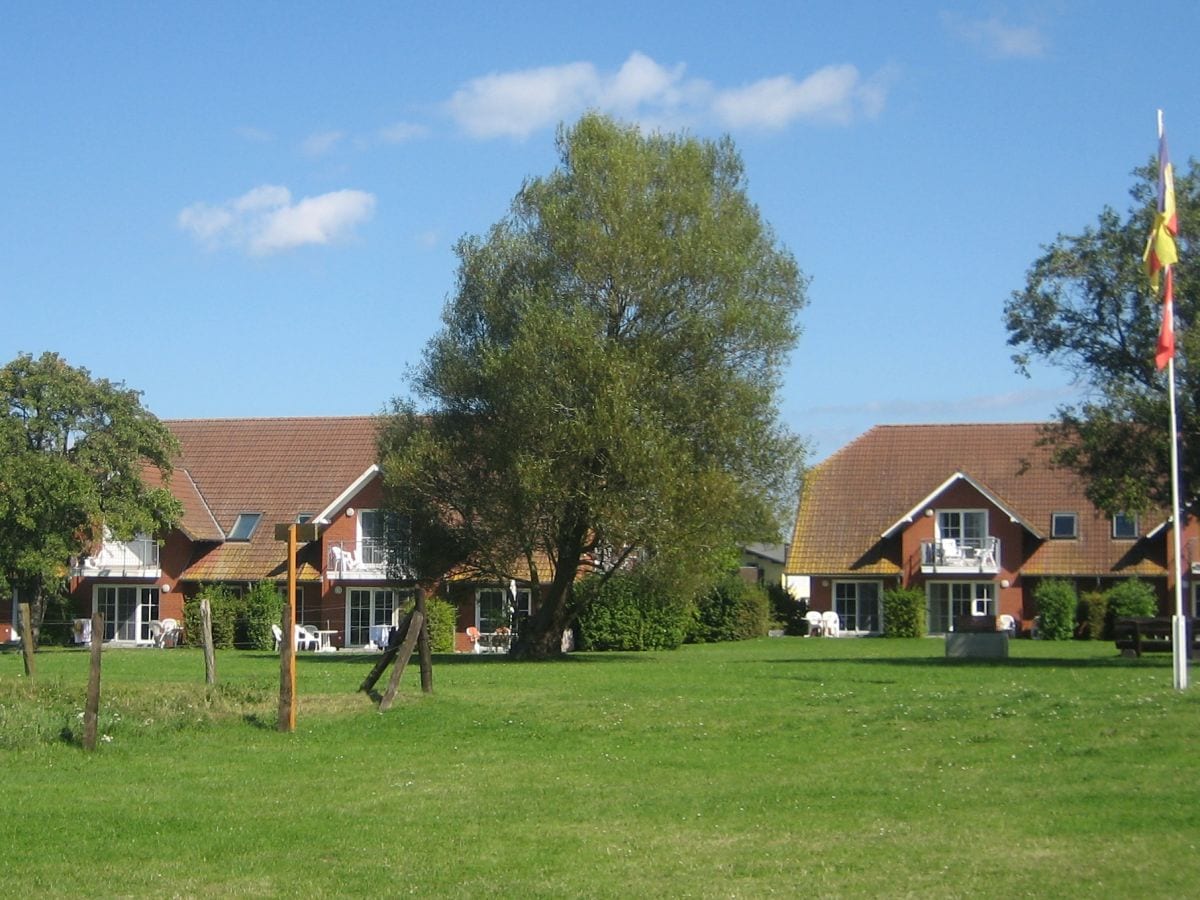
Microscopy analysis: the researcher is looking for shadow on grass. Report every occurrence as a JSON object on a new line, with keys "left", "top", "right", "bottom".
{"left": 761, "top": 655, "right": 1167, "bottom": 669}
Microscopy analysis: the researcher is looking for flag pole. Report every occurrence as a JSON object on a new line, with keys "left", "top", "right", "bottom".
{"left": 1166, "top": 352, "right": 1188, "bottom": 690}
{"left": 1151, "top": 108, "right": 1188, "bottom": 690}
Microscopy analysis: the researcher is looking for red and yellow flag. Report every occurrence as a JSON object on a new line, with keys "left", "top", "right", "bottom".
{"left": 1145, "top": 111, "right": 1178, "bottom": 369}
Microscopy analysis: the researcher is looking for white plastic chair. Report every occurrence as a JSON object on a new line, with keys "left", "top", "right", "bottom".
{"left": 159, "top": 618, "right": 180, "bottom": 647}
{"left": 805, "top": 610, "right": 824, "bottom": 637}
{"left": 295, "top": 624, "right": 319, "bottom": 651}
{"left": 821, "top": 610, "right": 841, "bottom": 637}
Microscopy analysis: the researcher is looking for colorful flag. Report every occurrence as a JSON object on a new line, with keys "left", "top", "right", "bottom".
{"left": 1156, "top": 268, "right": 1175, "bottom": 369}
{"left": 1145, "top": 111, "right": 1178, "bottom": 369}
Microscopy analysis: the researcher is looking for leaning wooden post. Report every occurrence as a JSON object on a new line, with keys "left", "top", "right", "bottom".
{"left": 415, "top": 585, "right": 433, "bottom": 694}
{"left": 379, "top": 610, "right": 424, "bottom": 712}
{"left": 82, "top": 612, "right": 104, "bottom": 751}
{"left": 277, "top": 523, "right": 298, "bottom": 732}
{"left": 19, "top": 602, "right": 35, "bottom": 679}
{"left": 200, "top": 597, "right": 217, "bottom": 685}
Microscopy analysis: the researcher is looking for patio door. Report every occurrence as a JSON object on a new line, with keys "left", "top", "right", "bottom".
{"left": 834, "top": 581, "right": 881, "bottom": 633}
{"left": 347, "top": 588, "right": 396, "bottom": 647}
{"left": 94, "top": 586, "right": 159, "bottom": 642}
{"left": 927, "top": 582, "right": 994, "bottom": 634}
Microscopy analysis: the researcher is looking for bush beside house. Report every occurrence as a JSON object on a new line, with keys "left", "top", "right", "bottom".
{"left": 576, "top": 572, "right": 688, "bottom": 651}
{"left": 882, "top": 587, "right": 925, "bottom": 638}
{"left": 1034, "top": 579, "right": 1077, "bottom": 640}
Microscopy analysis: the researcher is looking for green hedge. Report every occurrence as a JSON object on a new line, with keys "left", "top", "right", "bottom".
{"left": 576, "top": 571, "right": 689, "bottom": 651}
{"left": 183, "top": 582, "right": 282, "bottom": 650}
{"left": 1033, "top": 579, "right": 1077, "bottom": 641}
{"left": 686, "top": 575, "right": 771, "bottom": 644}
{"left": 1077, "top": 591, "right": 1107, "bottom": 641}
{"left": 882, "top": 586, "right": 925, "bottom": 638}
{"left": 1103, "top": 579, "right": 1158, "bottom": 639}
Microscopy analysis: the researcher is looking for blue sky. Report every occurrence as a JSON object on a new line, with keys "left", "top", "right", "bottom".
{"left": 4, "top": 2, "right": 1199, "bottom": 461}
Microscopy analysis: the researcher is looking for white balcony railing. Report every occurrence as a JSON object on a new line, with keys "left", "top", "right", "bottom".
{"left": 326, "top": 538, "right": 412, "bottom": 580}
{"left": 920, "top": 537, "right": 1000, "bottom": 574}
{"left": 72, "top": 538, "right": 161, "bottom": 577}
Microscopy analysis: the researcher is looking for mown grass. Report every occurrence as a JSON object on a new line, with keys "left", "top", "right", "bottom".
{"left": 3, "top": 638, "right": 1199, "bottom": 897}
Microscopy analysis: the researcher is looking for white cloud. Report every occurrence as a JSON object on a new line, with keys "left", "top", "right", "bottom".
{"left": 943, "top": 13, "right": 1048, "bottom": 59}
{"left": 447, "top": 61, "right": 599, "bottom": 139}
{"left": 379, "top": 121, "right": 430, "bottom": 144}
{"left": 178, "top": 185, "right": 376, "bottom": 255}
{"left": 301, "top": 130, "right": 345, "bottom": 157}
{"left": 445, "top": 52, "right": 890, "bottom": 139}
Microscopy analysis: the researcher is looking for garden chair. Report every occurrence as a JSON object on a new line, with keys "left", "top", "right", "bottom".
{"left": 805, "top": 610, "right": 824, "bottom": 637}
{"left": 821, "top": 610, "right": 841, "bottom": 637}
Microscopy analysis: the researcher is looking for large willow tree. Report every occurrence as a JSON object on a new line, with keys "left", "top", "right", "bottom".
{"left": 1005, "top": 159, "right": 1195, "bottom": 515}
{"left": 381, "top": 114, "right": 806, "bottom": 658}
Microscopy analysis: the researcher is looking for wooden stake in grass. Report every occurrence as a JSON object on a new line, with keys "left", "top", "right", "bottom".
{"left": 359, "top": 609, "right": 415, "bottom": 694}
{"left": 19, "top": 602, "right": 35, "bottom": 679}
{"left": 277, "top": 522, "right": 300, "bottom": 733}
{"left": 200, "top": 597, "right": 217, "bottom": 685}
{"left": 379, "top": 610, "right": 425, "bottom": 712}
{"left": 415, "top": 585, "right": 433, "bottom": 695}
{"left": 82, "top": 612, "right": 103, "bottom": 751}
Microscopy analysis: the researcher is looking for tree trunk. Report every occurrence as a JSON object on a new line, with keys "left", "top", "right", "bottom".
{"left": 510, "top": 539, "right": 584, "bottom": 660}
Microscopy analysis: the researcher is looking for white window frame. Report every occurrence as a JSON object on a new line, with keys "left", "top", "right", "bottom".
{"left": 1051, "top": 512, "right": 1078, "bottom": 539}
{"left": 833, "top": 580, "right": 883, "bottom": 634}
{"left": 926, "top": 582, "right": 994, "bottom": 635}
{"left": 1112, "top": 513, "right": 1138, "bottom": 540}
{"left": 346, "top": 587, "right": 408, "bottom": 647}
{"left": 93, "top": 585, "right": 160, "bottom": 643}
{"left": 936, "top": 509, "right": 988, "bottom": 551}
{"left": 476, "top": 587, "right": 511, "bottom": 633}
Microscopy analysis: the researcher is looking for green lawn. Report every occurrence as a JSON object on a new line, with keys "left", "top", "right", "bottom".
{"left": 3, "top": 638, "right": 1199, "bottom": 897}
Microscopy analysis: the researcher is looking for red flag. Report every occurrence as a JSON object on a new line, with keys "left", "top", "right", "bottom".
{"left": 1156, "top": 267, "right": 1175, "bottom": 370}
{"left": 1146, "top": 111, "right": 1178, "bottom": 370}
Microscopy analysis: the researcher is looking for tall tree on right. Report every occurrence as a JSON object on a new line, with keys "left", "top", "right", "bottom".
{"left": 1005, "top": 159, "right": 1195, "bottom": 515}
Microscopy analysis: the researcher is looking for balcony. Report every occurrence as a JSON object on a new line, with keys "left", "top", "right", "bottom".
{"left": 72, "top": 537, "right": 161, "bottom": 578}
{"left": 920, "top": 537, "right": 1000, "bottom": 575}
{"left": 326, "top": 538, "right": 413, "bottom": 581}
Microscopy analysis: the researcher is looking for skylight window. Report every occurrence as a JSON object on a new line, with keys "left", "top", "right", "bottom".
{"left": 1051, "top": 513, "right": 1077, "bottom": 539}
{"left": 228, "top": 513, "right": 262, "bottom": 542}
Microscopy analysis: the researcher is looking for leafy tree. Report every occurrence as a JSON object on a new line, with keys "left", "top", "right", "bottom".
{"left": 1004, "top": 159, "right": 1196, "bottom": 514}
{"left": 381, "top": 114, "right": 807, "bottom": 659}
{"left": 0, "top": 352, "right": 180, "bottom": 642}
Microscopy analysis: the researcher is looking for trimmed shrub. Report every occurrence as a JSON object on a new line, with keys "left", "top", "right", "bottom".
{"left": 576, "top": 571, "right": 689, "bottom": 651}
{"left": 1077, "top": 591, "right": 1107, "bottom": 641}
{"left": 1103, "top": 578, "right": 1158, "bottom": 639}
{"left": 240, "top": 581, "right": 284, "bottom": 650}
{"left": 767, "top": 583, "right": 808, "bottom": 635}
{"left": 396, "top": 594, "right": 455, "bottom": 653}
{"left": 687, "top": 575, "right": 771, "bottom": 644}
{"left": 1033, "top": 579, "right": 1077, "bottom": 641}
{"left": 882, "top": 586, "right": 925, "bottom": 638}
{"left": 184, "top": 584, "right": 239, "bottom": 649}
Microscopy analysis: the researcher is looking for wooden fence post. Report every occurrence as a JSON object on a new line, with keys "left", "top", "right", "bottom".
{"left": 379, "top": 611, "right": 425, "bottom": 712}
{"left": 415, "top": 586, "right": 433, "bottom": 694}
{"left": 19, "top": 602, "right": 35, "bottom": 679}
{"left": 200, "top": 598, "right": 217, "bottom": 685}
{"left": 82, "top": 612, "right": 103, "bottom": 751}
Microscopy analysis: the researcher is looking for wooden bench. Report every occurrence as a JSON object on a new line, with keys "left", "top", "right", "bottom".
{"left": 1113, "top": 617, "right": 1197, "bottom": 658}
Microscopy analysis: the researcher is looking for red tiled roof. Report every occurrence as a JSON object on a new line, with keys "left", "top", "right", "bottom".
{"left": 787, "top": 423, "right": 1165, "bottom": 579}
{"left": 166, "top": 417, "right": 381, "bottom": 583}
